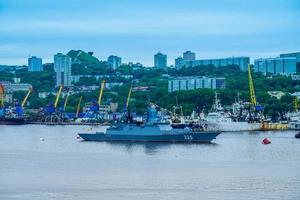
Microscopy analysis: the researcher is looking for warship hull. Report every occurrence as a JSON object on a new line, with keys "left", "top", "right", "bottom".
{"left": 79, "top": 125, "right": 221, "bottom": 143}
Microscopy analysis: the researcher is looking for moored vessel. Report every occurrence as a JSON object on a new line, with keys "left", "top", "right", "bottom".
{"left": 204, "top": 93, "right": 261, "bottom": 132}
{"left": 78, "top": 104, "right": 221, "bottom": 143}
{"left": 78, "top": 124, "right": 221, "bottom": 143}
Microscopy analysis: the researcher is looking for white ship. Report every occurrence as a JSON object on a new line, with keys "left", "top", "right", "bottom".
{"left": 205, "top": 112, "right": 260, "bottom": 132}
{"left": 287, "top": 111, "right": 300, "bottom": 130}
{"left": 204, "top": 93, "right": 261, "bottom": 132}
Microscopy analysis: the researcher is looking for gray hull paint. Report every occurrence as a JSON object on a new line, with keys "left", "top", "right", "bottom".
{"left": 78, "top": 125, "right": 221, "bottom": 143}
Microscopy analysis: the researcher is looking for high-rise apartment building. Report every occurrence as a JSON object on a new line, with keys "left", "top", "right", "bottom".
{"left": 54, "top": 53, "right": 72, "bottom": 87}
{"left": 107, "top": 55, "right": 122, "bottom": 70}
{"left": 183, "top": 51, "right": 196, "bottom": 61}
{"left": 154, "top": 52, "right": 167, "bottom": 70}
{"left": 28, "top": 56, "right": 43, "bottom": 72}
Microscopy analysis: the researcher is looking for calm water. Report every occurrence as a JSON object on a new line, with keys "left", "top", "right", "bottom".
{"left": 0, "top": 125, "right": 300, "bottom": 200}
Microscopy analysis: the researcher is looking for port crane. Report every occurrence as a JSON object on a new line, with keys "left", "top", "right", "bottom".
{"left": 98, "top": 80, "right": 106, "bottom": 106}
{"left": 0, "top": 84, "right": 4, "bottom": 108}
{"left": 41, "top": 84, "right": 65, "bottom": 122}
{"left": 248, "top": 64, "right": 257, "bottom": 107}
{"left": 119, "top": 84, "right": 133, "bottom": 123}
{"left": 21, "top": 88, "right": 32, "bottom": 108}
{"left": 54, "top": 84, "right": 63, "bottom": 109}
{"left": 247, "top": 64, "right": 264, "bottom": 122}
{"left": 126, "top": 84, "right": 133, "bottom": 109}
{"left": 76, "top": 96, "right": 83, "bottom": 118}
{"left": 63, "top": 93, "right": 69, "bottom": 112}
{"left": 75, "top": 80, "right": 107, "bottom": 123}
{"left": 293, "top": 97, "right": 299, "bottom": 112}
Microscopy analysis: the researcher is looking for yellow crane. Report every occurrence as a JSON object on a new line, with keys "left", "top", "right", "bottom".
{"left": 21, "top": 88, "right": 32, "bottom": 108}
{"left": 98, "top": 80, "right": 106, "bottom": 106}
{"left": 126, "top": 84, "right": 133, "bottom": 109}
{"left": 63, "top": 93, "right": 69, "bottom": 111}
{"left": 76, "top": 96, "right": 83, "bottom": 118}
{"left": 54, "top": 84, "right": 63, "bottom": 109}
{"left": 248, "top": 64, "right": 257, "bottom": 106}
{"left": 293, "top": 97, "right": 299, "bottom": 112}
{"left": 0, "top": 84, "right": 4, "bottom": 108}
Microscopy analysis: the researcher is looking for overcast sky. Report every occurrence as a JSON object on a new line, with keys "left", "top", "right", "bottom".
{"left": 0, "top": 0, "right": 299, "bottom": 66}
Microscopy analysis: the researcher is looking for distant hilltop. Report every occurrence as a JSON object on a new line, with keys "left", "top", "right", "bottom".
{"left": 67, "top": 50, "right": 101, "bottom": 65}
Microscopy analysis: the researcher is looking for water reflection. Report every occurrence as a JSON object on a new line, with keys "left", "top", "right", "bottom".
{"left": 1, "top": 126, "right": 300, "bottom": 200}
{"left": 97, "top": 141, "right": 218, "bottom": 155}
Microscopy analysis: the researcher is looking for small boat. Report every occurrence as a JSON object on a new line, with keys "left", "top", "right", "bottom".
{"left": 0, "top": 106, "right": 25, "bottom": 125}
{"left": 78, "top": 124, "right": 221, "bottom": 143}
{"left": 295, "top": 132, "right": 300, "bottom": 139}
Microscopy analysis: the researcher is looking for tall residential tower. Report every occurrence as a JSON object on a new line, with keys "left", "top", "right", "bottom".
{"left": 154, "top": 52, "right": 167, "bottom": 70}
{"left": 28, "top": 56, "right": 43, "bottom": 72}
{"left": 54, "top": 53, "right": 72, "bottom": 87}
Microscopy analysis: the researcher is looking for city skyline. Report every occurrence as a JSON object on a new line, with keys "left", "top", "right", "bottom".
{"left": 0, "top": 0, "right": 299, "bottom": 66}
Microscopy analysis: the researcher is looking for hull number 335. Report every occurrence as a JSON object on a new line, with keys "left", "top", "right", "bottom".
{"left": 183, "top": 135, "right": 193, "bottom": 140}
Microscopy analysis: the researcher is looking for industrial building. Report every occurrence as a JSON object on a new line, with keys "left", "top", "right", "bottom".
{"left": 280, "top": 52, "right": 300, "bottom": 63}
{"left": 174, "top": 54, "right": 249, "bottom": 71}
{"left": 186, "top": 57, "right": 250, "bottom": 71}
{"left": 168, "top": 77, "right": 225, "bottom": 93}
{"left": 254, "top": 57, "right": 296, "bottom": 75}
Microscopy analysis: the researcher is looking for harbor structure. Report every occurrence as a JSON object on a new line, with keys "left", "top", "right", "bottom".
{"left": 54, "top": 53, "right": 72, "bottom": 87}
{"left": 107, "top": 55, "right": 122, "bottom": 70}
{"left": 28, "top": 56, "right": 43, "bottom": 72}
{"left": 154, "top": 52, "right": 167, "bottom": 70}
{"left": 168, "top": 76, "right": 225, "bottom": 92}
{"left": 0, "top": 81, "right": 32, "bottom": 92}
{"left": 254, "top": 57, "right": 296, "bottom": 75}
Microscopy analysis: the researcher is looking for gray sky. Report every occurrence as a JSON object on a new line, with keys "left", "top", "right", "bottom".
{"left": 0, "top": 0, "right": 299, "bottom": 66}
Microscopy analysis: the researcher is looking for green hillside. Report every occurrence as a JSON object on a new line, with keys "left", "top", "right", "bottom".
{"left": 67, "top": 50, "right": 101, "bottom": 65}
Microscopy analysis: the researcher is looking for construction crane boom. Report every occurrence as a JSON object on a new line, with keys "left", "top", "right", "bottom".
{"left": 21, "top": 88, "right": 32, "bottom": 108}
{"left": 98, "top": 80, "right": 106, "bottom": 106}
{"left": 0, "top": 84, "right": 4, "bottom": 108}
{"left": 126, "top": 85, "right": 133, "bottom": 109}
{"left": 248, "top": 64, "right": 257, "bottom": 106}
{"left": 76, "top": 96, "right": 82, "bottom": 118}
{"left": 63, "top": 94, "right": 69, "bottom": 111}
{"left": 293, "top": 97, "right": 299, "bottom": 112}
{"left": 54, "top": 84, "right": 63, "bottom": 108}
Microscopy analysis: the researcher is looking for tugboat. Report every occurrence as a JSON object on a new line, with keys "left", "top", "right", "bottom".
{"left": 78, "top": 104, "right": 221, "bottom": 143}
{"left": 0, "top": 84, "right": 28, "bottom": 125}
{"left": 0, "top": 105, "right": 26, "bottom": 125}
